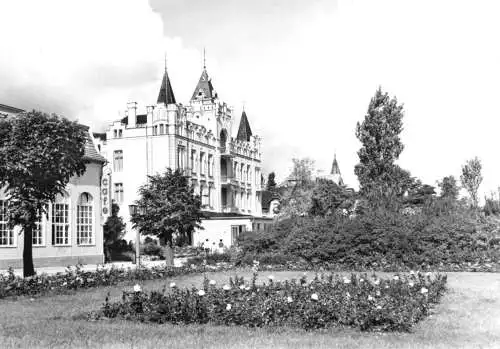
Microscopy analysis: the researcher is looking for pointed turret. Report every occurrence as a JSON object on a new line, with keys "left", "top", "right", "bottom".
{"left": 157, "top": 69, "right": 176, "bottom": 105}
{"left": 331, "top": 153, "right": 341, "bottom": 175}
{"left": 236, "top": 111, "right": 253, "bottom": 142}
{"left": 191, "top": 68, "right": 217, "bottom": 101}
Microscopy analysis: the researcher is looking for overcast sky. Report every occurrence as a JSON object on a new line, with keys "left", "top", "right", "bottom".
{"left": 1, "top": 0, "right": 500, "bottom": 198}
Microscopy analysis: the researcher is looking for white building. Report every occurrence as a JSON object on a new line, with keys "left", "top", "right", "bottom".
{"left": 0, "top": 105, "right": 106, "bottom": 269}
{"left": 94, "top": 63, "right": 273, "bottom": 248}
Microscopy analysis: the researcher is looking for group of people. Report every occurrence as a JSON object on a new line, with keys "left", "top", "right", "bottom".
{"left": 200, "top": 238, "right": 225, "bottom": 254}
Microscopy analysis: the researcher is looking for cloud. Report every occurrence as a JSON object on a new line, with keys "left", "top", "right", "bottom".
{"left": 0, "top": 0, "right": 200, "bottom": 130}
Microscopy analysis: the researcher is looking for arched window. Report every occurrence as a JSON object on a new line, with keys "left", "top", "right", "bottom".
{"left": 77, "top": 193, "right": 94, "bottom": 245}
{"left": 52, "top": 194, "right": 70, "bottom": 246}
{"left": 220, "top": 129, "right": 227, "bottom": 152}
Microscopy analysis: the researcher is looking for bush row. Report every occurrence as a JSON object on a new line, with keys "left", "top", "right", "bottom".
{"left": 89, "top": 271, "right": 447, "bottom": 332}
{"left": 0, "top": 263, "right": 231, "bottom": 300}
{"left": 236, "top": 211, "right": 500, "bottom": 271}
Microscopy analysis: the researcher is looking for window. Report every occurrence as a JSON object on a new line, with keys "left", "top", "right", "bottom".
{"left": 177, "top": 146, "right": 185, "bottom": 170}
{"left": 247, "top": 165, "right": 251, "bottom": 182}
{"left": 191, "top": 150, "right": 197, "bottom": 173}
{"left": 234, "top": 161, "right": 238, "bottom": 179}
{"left": 77, "top": 193, "right": 93, "bottom": 245}
{"left": 114, "top": 183, "right": 124, "bottom": 203}
{"left": 33, "top": 215, "right": 44, "bottom": 246}
{"left": 0, "top": 200, "right": 14, "bottom": 246}
{"left": 153, "top": 125, "right": 158, "bottom": 136}
{"left": 208, "top": 155, "right": 214, "bottom": 176}
{"left": 201, "top": 185, "right": 209, "bottom": 206}
{"left": 118, "top": 129, "right": 123, "bottom": 138}
{"left": 160, "top": 124, "right": 164, "bottom": 134}
{"left": 113, "top": 129, "right": 117, "bottom": 138}
{"left": 113, "top": 150, "right": 123, "bottom": 172}
{"left": 52, "top": 196, "right": 70, "bottom": 246}
{"left": 247, "top": 192, "right": 251, "bottom": 212}
{"left": 200, "top": 152, "right": 205, "bottom": 175}
{"left": 239, "top": 164, "right": 243, "bottom": 181}
{"left": 209, "top": 185, "right": 215, "bottom": 207}
{"left": 231, "top": 225, "right": 246, "bottom": 244}
{"left": 241, "top": 192, "right": 245, "bottom": 209}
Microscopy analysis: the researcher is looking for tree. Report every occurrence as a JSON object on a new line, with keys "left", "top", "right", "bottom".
{"left": 130, "top": 168, "right": 204, "bottom": 265}
{"left": 266, "top": 172, "right": 277, "bottom": 192}
{"left": 103, "top": 203, "right": 126, "bottom": 262}
{"left": 438, "top": 175, "right": 459, "bottom": 200}
{"left": 309, "top": 179, "right": 355, "bottom": 217}
{"left": 0, "top": 111, "right": 87, "bottom": 277}
{"left": 355, "top": 87, "right": 405, "bottom": 198}
{"left": 290, "top": 158, "right": 315, "bottom": 186}
{"left": 460, "top": 157, "right": 483, "bottom": 208}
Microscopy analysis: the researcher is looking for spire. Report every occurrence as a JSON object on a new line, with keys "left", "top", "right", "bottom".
{"left": 331, "top": 153, "right": 341, "bottom": 175}
{"left": 236, "top": 110, "right": 253, "bottom": 142}
{"left": 191, "top": 49, "right": 217, "bottom": 101}
{"left": 157, "top": 57, "right": 176, "bottom": 105}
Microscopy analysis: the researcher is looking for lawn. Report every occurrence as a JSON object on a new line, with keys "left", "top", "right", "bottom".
{"left": 0, "top": 271, "right": 499, "bottom": 349}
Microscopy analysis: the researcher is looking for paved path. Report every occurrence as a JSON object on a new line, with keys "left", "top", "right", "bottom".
{"left": 2, "top": 258, "right": 188, "bottom": 277}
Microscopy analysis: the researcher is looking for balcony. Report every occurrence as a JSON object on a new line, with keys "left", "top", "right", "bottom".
{"left": 221, "top": 205, "right": 239, "bottom": 213}
{"left": 221, "top": 175, "right": 239, "bottom": 187}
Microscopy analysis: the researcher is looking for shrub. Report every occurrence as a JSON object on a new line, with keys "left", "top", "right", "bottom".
{"left": 90, "top": 271, "right": 447, "bottom": 332}
{"left": 141, "top": 242, "right": 162, "bottom": 257}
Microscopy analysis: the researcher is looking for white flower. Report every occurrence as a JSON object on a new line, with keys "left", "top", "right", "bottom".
{"left": 223, "top": 285, "right": 231, "bottom": 291}
{"left": 245, "top": 286, "right": 251, "bottom": 291}
{"left": 169, "top": 282, "right": 176, "bottom": 288}
{"left": 252, "top": 260, "right": 260, "bottom": 265}
{"left": 239, "top": 285, "right": 246, "bottom": 290}
{"left": 311, "top": 293, "right": 319, "bottom": 301}
{"left": 393, "top": 275, "right": 399, "bottom": 281}
{"left": 376, "top": 305, "right": 382, "bottom": 310}
{"left": 408, "top": 281, "right": 414, "bottom": 288}
{"left": 374, "top": 279, "right": 380, "bottom": 285}
{"left": 62, "top": 281, "right": 67, "bottom": 286}
{"left": 385, "top": 285, "right": 389, "bottom": 289}
{"left": 198, "top": 290, "right": 206, "bottom": 296}
{"left": 376, "top": 290, "right": 381, "bottom": 296}
{"left": 426, "top": 272, "right": 432, "bottom": 277}
{"left": 410, "top": 270, "right": 415, "bottom": 275}
{"left": 346, "top": 292, "right": 351, "bottom": 298}
{"left": 359, "top": 278, "right": 364, "bottom": 283}
{"left": 421, "top": 287, "right": 428, "bottom": 294}
{"left": 226, "top": 303, "right": 232, "bottom": 311}
{"left": 368, "top": 295, "right": 374, "bottom": 301}
{"left": 209, "top": 280, "right": 216, "bottom": 286}
{"left": 268, "top": 275, "right": 275, "bottom": 280}
{"left": 287, "top": 296, "right": 293, "bottom": 303}
{"left": 343, "top": 277, "right": 351, "bottom": 284}
{"left": 133, "top": 284, "right": 141, "bottom": 292}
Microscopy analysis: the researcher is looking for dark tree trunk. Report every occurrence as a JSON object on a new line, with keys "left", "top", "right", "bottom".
{"left": 23, "top": 224, "right": 35, "bottom": 277}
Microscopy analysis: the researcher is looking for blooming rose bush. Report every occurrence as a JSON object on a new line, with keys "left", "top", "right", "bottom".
{"left": 0, "top": 263, "right": 231, "bottom": 299}
{"left": 89, "top": 271, "right": 447, "bottom": 332}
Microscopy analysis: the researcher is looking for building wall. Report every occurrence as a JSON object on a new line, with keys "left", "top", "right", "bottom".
{"left": 0, "top": 162, "right": 104, "bottom": 269}
{"left": 101, "top": 101, "right": 265, "bottom": 243}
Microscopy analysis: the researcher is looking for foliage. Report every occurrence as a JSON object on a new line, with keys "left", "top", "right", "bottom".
{"left": 438, "top": 176, "right": 460, "bottom": 200}
{"left": 290, "top": 158, "right": 315, "bottom": 186}
{"left": 461, "top": 157, "right": 483, "bottom": 208}
{"left": 266, "top": 172, "right": 277, "bottom": 192}
{"left": 141, "top": 242, "right": 163, "bottom": 257}
{"left": 131, "top": 168, "right": 204, "bottom": 247}
{"left": 0, "top": 263, "right": 234, "bottom": 300}
{"left": 103, "top": 203, "right": 127, "bottom": 262}
{"left": 91, "top": 271, "right": 447, "bottom": 332}
{"left": 0, "top": 111, "right": 88, "bottom": 277}
{"left": 354, "top": 87, "right": 407, "bottom": 200}
{"left": 309, "top": 179, "right": 355, "bottom": 217}
{"left": 277, "top": 185, "right": 314, "bottom": 218}
{"left": 483, "top": 192, "right": 500, "bottom": 216}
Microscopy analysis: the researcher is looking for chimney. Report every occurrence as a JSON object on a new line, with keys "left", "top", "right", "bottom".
{"left": 127, "top": 102, "right": 137, "bottom": 128}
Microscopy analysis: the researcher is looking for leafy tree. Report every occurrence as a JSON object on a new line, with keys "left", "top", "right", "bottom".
{"left": 405, "top": 181, "right": 436, "bottom": 206}
{"left": 266, "top": 172, "right": 277, "bottom": 192}
{"left": 309, "top": 179, "right": 355, "bottom": 217}
{"left": 460, "top": 157, "right": 483, "bottom": 208}
{"left": 0, "top": 111, "right": 87, "bottom": 277}
{"left": 103, "top": 203, "right": 126, "bottom": 262}
{"left": 130, "top": 168, "right": 203, "bottom": 265}
{"left": 438, "top": 175, "right": 460, "bottom": 200}
{"left": 355, "top": 87, "right": 406, "bottom": 199}
{"left": 290, "top": 158, "right": 315, "bottom": 186}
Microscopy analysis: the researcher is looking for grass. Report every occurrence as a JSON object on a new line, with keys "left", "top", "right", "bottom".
{"left": 1, "top": 271, "right": 500, "bottom": 349}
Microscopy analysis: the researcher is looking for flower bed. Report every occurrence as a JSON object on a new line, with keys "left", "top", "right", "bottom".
{"left": 89, "top": 269, "right": 447, "bottom": 332}
{"left": 0, "top": 263, "right": 231, "bottom": 300}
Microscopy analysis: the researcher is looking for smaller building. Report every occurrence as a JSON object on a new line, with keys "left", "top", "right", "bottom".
{"left": 0, "top": 106, "right": 106, "bottom": 269}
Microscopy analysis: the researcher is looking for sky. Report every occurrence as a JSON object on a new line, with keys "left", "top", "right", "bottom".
{"left": 1, "top": 0, "right": 500, "bottom": 199}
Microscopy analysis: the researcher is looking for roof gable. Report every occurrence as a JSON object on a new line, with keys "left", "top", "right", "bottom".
{"left": 236, "top": 111, "right": 253, "bottom": 142}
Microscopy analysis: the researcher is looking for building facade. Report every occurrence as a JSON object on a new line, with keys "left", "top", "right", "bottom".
{"left": 94, "top": 64, "right": 272, "bottom": 247}
{"left": 0, "top": 106, "right": 106, "bottom": 269}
